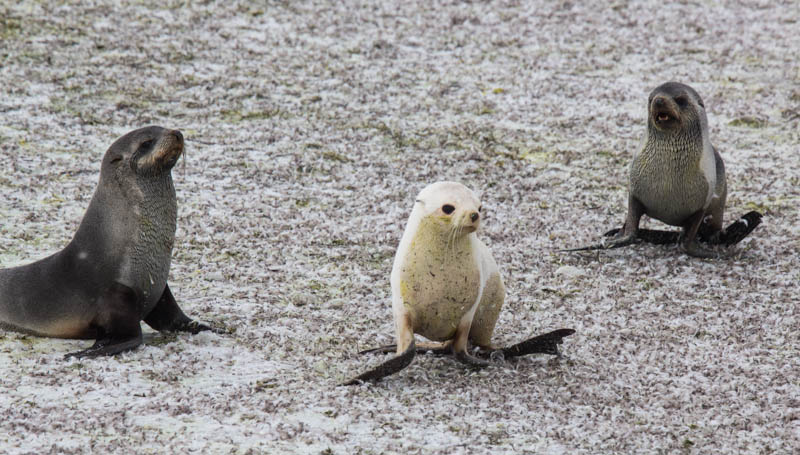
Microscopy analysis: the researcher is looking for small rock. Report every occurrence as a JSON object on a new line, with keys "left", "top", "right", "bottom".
{"left": 555, "top": 265, "right": 586, "bottom": 279}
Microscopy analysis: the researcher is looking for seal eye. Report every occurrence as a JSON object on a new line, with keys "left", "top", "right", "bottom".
{"left": 675, "top": 96, "right": 689, "bottom": 108}
{"left": 110, "top": 156, "right": 123, "bottom": 164}
{"left": 137, "top": 139, "right": 155, "bottom": 155}
{"left": 442, "top": 204, "right": 455, "bottom": 215}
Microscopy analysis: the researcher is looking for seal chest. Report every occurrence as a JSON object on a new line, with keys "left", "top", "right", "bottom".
{"left": 630, "top": 140, "right": 710, "bottom": 226}
{"left": 126, "top": 178, "right": 177, "bottom": 310}
{"left": 397, "top": 215, "right": 482, "bottom": 342}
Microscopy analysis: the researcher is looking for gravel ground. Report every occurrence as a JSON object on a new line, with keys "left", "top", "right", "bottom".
{"left": 1, "top": 1, "right": 798, "bottom": 454}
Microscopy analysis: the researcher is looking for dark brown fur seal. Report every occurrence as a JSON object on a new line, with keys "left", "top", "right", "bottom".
{"left": 0, "top": 126, "right": 213, "bottom": 358}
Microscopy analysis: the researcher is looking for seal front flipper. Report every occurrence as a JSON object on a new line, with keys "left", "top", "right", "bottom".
{"left": 341, "top": 339, "right": 417, "bottom": 386}
{"left": 453, "top": 350, "right": 490, "bottom": 368}
{"left": 143, "top": 284, "right": 219, "bottom": 334}
{"left": 680, "top": 210, "right": 719, "bottom": 258}
{"left": 64, "top": 283, "right": 143, "bottom": 359}
{"left": 358, "top": 344, "right": 397, "bottom": 355}
{"left": 560, "top": 235, "right": 642, "bottom": 252}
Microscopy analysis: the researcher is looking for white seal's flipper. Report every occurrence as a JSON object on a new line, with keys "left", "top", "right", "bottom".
{"left": 341, "top": 339, "right": 417, "bottom": 386}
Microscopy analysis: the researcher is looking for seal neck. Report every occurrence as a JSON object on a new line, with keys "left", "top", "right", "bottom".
{"left": 644, "top": 123, "right": 705, "bottom": 166}
{"left": 411, "top": 216, "right": 474, "bottom": 258}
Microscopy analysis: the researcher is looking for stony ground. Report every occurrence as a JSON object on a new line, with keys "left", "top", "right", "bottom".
{"left": 1, "top": 1, "right": 798, "bottom": 454}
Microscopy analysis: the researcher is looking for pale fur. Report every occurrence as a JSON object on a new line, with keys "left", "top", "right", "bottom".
{"left": 390, "top": 181, "right": 505, "bottom": 355}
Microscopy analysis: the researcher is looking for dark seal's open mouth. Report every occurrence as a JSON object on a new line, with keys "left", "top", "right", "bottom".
{"left": 654, "top": 110, "right": 674, "bottom": 125}
{"left": 651, "top": 97, "right": 679, "bottom": 130}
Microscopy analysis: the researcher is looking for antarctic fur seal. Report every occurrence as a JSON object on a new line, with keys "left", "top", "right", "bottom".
{"left": 343, "top": 181, "right": 574, "bottom": 385}
{"left": 0, "top": 126, "right": 213, "bottom": 358}
{"left": 566, "top": 82, "right": 760, "bottom": 257}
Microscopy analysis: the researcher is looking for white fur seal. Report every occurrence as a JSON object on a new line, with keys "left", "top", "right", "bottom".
{"left": 343, "top": 181, "right": 574, "bottom": 385}
{"left": 0, "top": 126, "right": 214, "bottom": 358}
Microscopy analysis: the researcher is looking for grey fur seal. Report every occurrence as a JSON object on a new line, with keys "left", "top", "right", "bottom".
{"left": 343, "top": 181, "right": 573, "bottom": 385}
{"left": 0, "top": 126, "right": 213, "bottom": 358}
{"left": 566, "top": 82, "right": 761, "bottom": 257}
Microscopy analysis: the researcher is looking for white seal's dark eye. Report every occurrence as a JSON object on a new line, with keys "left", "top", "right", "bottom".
{"left": 675, "top": 96, "right": 689, "bottom": 108}
{"left": 442, "top": 204, "right": 455, "bottom": 215}
{"left": 478, "top": 205, "right": 482, "bottom": 212}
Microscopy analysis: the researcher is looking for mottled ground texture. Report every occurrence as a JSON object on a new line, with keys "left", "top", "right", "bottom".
{"left": 1, "top": 1, "right": 798, "bottom": 454}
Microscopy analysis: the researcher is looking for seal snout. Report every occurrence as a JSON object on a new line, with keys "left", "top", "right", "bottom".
{"left": 170, "top": 129, "right": 184, "bottom": 144}
{"left": 650, "top": 95, "right": 678, "bottom": 129}
{"left": 155, "top": 129, "right": 185, "bottom": 169}
{"left": 461, "top": 210, "right": 480, "bottom": 233}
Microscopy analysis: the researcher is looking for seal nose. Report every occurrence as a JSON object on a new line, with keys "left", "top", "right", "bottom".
{"left": 470, "top": 212, "right": 479, "bottom": 223}
{"left": 170, "top": 130, "right": 184, "bottom": 144}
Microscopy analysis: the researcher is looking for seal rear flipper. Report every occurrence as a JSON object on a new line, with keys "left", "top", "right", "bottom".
{"left": 604, "top": 227, "right": 679, "bottom": 245}
{"left": 64, "top": 282, "right": 143, "bottom": 359}
{"left": 144, "top": 283, "right": 219, "bottom": 334}
{"left": 481, "top": 328, "right": 575, "bottom": 360}
{"left": 341, "top": 339, "right": 417, "bottom": 386}
{"left": 716, "top": 211, "right": 762, "bottom": 245}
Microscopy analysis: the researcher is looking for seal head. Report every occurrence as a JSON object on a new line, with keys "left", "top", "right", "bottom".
{"left": 648, "top": 82, "right": 706, "bottom": 133}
